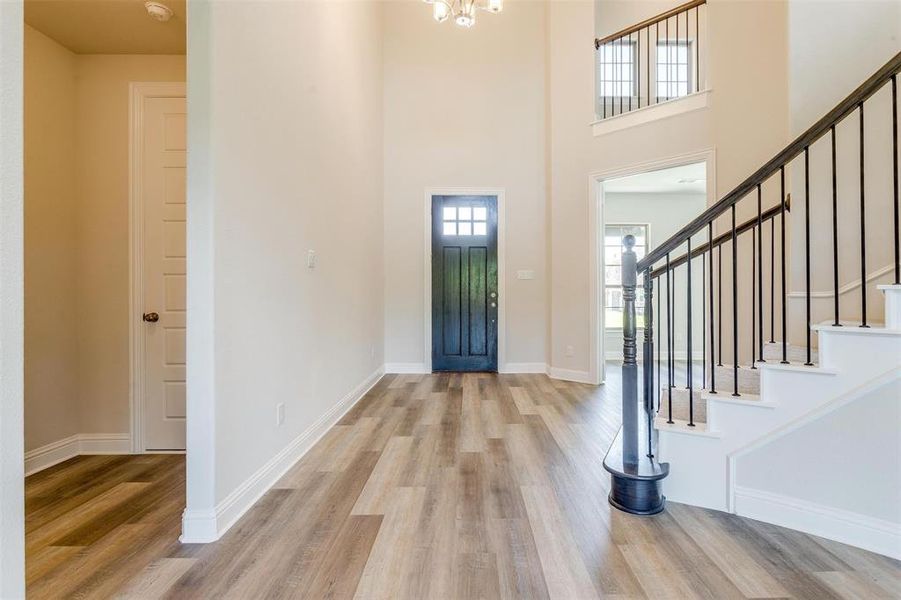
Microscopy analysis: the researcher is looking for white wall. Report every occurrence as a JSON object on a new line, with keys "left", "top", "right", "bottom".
{"left": 382, "top": 0, "right": 548, "bottom": 370}
{"left": 550, "top": 0, "right": 790, "bottom": 377}
{"left": 786, "top": 1, "right": 900, "bottom": 340}
{"left": 0, "top": 0, "right": 25, "bottom": 596}
{"left": 603, "top": 190, "right": 707, "bottom": 360}
{"left": 185, "top": 0, "right": 385, "bottom": 538}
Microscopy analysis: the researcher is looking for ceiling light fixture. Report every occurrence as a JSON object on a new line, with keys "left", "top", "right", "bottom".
{"left": 144, "top": 1, "right": 173, "bottom": 22}
{"left": 423, "top": 0, "right": 502, "bottom": 28}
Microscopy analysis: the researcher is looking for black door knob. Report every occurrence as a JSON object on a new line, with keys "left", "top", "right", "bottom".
{"left": 143, "top": 312, "right": 160, "bottom": 323}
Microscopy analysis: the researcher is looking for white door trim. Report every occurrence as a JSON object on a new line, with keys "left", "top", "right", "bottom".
{"left": 424, "top": 188, "right": 506, "bottom": 373}
{"left": 129, "top": 82, "right": 186, "bottom": 454}
{"left": 588, "top": 149, "right": 717, "bottom": 386}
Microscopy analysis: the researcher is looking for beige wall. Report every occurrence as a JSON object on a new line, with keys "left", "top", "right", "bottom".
{"left": 187, "top": 0, "right": 385, "bottom": 505}
{"left": 382, "top": 0, "right": 548, "bottom": 369}
{"left": 549, "top": 0, "right": 790, "bottom": 375}
{"left": 24, "top": 24, "right": 185, "bottom": 451}
{"left": 75, "top": 54, "right": 185, "bottom": 435}
{"left": 24, "top": 25, "right": 79, "bottom": 450}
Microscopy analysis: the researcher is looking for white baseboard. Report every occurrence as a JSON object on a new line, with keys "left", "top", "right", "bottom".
{"left": 180, "top": 366, "right": 385, "bottom": 544}
{"left": 546, "top": 366, "right": 596, "bottom": 384}
{"left": 734, "top": 486, "right": 901, "bottom": 560}
{"left": 24, "top": 433, "right": 131, "bottom": 476}
{"left": 501, "top": 362, "right": 547, "bottom": 374}
{"left": 384, "top": 362, "right": 428, "bottom": 374}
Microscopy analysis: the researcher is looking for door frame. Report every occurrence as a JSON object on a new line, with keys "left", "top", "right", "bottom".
{"left": 588, "top": 149, "right": 716, "bottom": 386}
{"left": 424, "top": 188, "right": 505, "bottom": 373}
{"left": 128, "top": 82, "right": 186, "bottom": 454}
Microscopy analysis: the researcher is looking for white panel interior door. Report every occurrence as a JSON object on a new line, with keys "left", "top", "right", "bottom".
{"left": 142, "top": 95, "right": 186, "bottom": 450}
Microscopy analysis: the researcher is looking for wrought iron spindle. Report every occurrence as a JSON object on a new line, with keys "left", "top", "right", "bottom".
{"left": 666, "top": 253, "right": 673, "bottom": 424}
{"left": 832, "top": 125, "right": 841, "bottom": 326}
{"left": 629, "top": 33, "right": 634, "bottom": 113}
{"left": 770, "top": 210, "right": 775, "bottom": 342}
{"left": 708, "top": 221, "right": 716, "bottom": 393}
{"left": 656, "top": 279, "right": 661, "bottom": 410}
{"left": 732, "top": 203, "right": 740, "bottom": 396}
{"left": 687, "top": 237, "right": 694, "bottom": 425}
{"left": 757, "top": 184, "right": 764, "bottom": 362}
{"left": 859, "top": 102, "right": 869, "bottom": 328}
{"left": 751, "top": 226, "right": 756, "bottom": 369}
{"left": 644, "top": 271, "right": 654, "bottom": 457}
{"left": 702, "top": 252, "right": 706, "bottom": 388}
{"left": 695, "top": 6, "right": 699, "bottom": 93}
{"left": 893, "top": 74, "right": 899, "bottom": 285}
{"left": 717, "top": 243, "right": 723, "bottom": 366}
{"left": 780, "top": 165, "right": 788, "bottom": 363}
{"left": 805, "top": 147, "right": 813, "bottom": 365}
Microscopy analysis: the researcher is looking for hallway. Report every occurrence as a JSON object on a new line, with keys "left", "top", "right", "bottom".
{"left": 25, "top": 370, "right": 900, "bottom": 598}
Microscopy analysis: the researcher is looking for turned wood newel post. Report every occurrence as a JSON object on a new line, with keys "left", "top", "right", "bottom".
{"left": 621, "top": 235, "right": 639, "bottom": 467}
{"left": 603, "top": 235, "right": 669, "bottom": 515}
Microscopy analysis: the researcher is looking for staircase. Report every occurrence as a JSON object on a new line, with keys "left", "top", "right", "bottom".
{"left": 657, "top": 285, "right": 901, "bottom": 512}
{"left": 603, "top": 51, "right": 901, "bottom": 553}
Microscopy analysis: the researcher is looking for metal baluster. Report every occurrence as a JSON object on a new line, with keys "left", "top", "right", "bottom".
{"left": 629, "top": 33, "right": 634, "bottom": 113}
{"left": 751, "top": 225, "right": 756, "bottom": 369}
{"left": 805, "top": 147, "right": 814, "bottom": 365}
{"left": 832, "top": 125, "right": 841, "bottom": 326}
{"left": 687, "top": 236, "right": 694, "bottom": 425}
{"left": 717, "top": 242, "right": 723, "bottom": 366}
{"left": 893, "top": 74, "right": 899, "bottom": 285}
{"left": 666, "top": 16, "right": 669, "bottom": 101}
{"left": 709, "top": 221, "right": 716, "bottom": 393}
{"left": 770, "top": 211, "right": 775, "bottom": 342}
{"left": 647, "top": 26, "right": 651, "bottom": 108}
{"left": 656, "top": 277, "right": 661, "bottom": 411}
{"left": 732, "top": 203, "right": 740, "bottom": 396}
{"left": 644, "top": 271, "right": 654, "bottom": 457}
{"left": 702, "top": 251, "right": 706, "bottom": 388}
{"left": 859, "top": 102, "right": 869, "bottom": 328}
{"left": 666, "top": 253, "right": 673, "bottom": 423}
{"left": 618, "top": 39, "right": 623, "bottom": 116}
{"left": 695, "top": 6, "right": 699, "bottom": 93}
{"left": 780, "top": 165, "right": 788, "bottom": 363}
{"left": 675, "top": 11, "right": 679, "bottom": 99}
{"left": 637, "top": 29, "right": 641, "bottom": 109}
{"left": 757, "top": 184, "right": 765, "bottom": 362}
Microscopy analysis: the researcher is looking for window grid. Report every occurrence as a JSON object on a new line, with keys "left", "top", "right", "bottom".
{"left": 604, "top": 224, "right": 648, "bottom": 329}
{"left": 443, "top": 205, "right": 488, "bottom": 237}
{"left": 656, "top": 41, "right": 691, "bottom": 101}
{"left": 598, "top": 41, "right": 636, "bottom": 99}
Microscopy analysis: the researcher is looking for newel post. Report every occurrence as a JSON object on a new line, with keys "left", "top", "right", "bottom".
{"left": 620, "top": 236, "right": 640, "bottom": 466}
{"left": 602, "top": 235, "right": 669, "bottom": 515}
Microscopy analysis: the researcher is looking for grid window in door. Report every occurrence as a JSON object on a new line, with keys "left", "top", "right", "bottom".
{"left": 598, "top": 41, "right": 636, "bottom": 99}
{"left": 604, "top": 224, "right": 648, "bottom": 329}
{"left": 656, "top": 41, "right": 691, "bottom": 100}
{"left": 443, "top": 205, "right": 488, "bottom": 236}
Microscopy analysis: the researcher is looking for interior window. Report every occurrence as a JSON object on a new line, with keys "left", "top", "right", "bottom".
{"left": 604, "top": 223, "right": 648, "bottom": 329}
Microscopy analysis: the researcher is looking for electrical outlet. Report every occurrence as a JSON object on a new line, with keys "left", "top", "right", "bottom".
{"left": 276, "top": 403, "right": 285, "bottom": 426}
{"left": 565, "top": 345, "right": 574, "bottom": 357}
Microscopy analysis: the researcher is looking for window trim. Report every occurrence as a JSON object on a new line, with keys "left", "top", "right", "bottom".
{"left": 598, "top": 39, "right": 638, "bottom": 100}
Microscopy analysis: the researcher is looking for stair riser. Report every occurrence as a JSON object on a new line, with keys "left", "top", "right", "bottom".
{"left": 657, "top": 387, "right": 707, "bottom": 424}
{"left": 710, "top": 366, "right": 760, "bottom": 394}
{"left": 762, "top": 344, "right": 818, "bottom": 364}
{"left": 878, "top": 286, "right": 901, "bottom": 330}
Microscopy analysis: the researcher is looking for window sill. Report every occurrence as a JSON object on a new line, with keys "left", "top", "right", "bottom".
{"left": 591, "top": 89, "right": 712, "bottom": 137}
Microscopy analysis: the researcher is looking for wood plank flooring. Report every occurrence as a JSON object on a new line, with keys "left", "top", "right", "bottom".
{"left": 26, "top": 370, "right": 901, "bottom": 599}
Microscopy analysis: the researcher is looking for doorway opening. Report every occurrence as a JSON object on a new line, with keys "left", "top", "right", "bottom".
{"left": 591, "top": 154, "right": 714, "bottom": 384}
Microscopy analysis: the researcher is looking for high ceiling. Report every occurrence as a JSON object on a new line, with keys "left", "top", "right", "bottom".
{"left": 604, "top": 162, "right": 707, "bottom": 195}
{"left": 25, "top": 0, "right": 185, "bottom": 55}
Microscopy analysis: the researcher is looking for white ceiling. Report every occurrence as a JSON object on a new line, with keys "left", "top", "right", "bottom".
{"left": 25, "top": 0, "right": 186, "bottom": 55}
{"left": 603, "top": 162, "right": 707, "bottom": 194}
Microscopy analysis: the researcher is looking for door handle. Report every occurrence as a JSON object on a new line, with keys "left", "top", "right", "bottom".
{"left": 143, "top": 312, "right": 160, "bottom": 323}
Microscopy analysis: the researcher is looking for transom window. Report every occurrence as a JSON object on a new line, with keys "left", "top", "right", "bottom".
{"left": 656, "top": 41, "right": 691, "bottom": 100}
{"left": 605, "top": 224, "right": 648, "bottom": 329}
{"left": 443, "top": 205, "right": 488, "bottom": 236}
{"left": 598, "top": 40, "right": 636, "bottom": 98}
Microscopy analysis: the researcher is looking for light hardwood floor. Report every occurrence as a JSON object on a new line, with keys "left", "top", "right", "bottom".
{"left": 26, "top": 371, "right": 901, "bottom": 599}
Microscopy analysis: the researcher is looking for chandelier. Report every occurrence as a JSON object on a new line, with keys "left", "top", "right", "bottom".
{"left": 424, "top": 0, "right": 503, "bottom": 28}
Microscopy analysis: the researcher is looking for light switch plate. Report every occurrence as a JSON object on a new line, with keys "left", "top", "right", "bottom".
{"left": 307, "top": 250, "right": 316, "bottom": 269}
{"left": 516, "top": 270, "right": 535, "bottom": 280}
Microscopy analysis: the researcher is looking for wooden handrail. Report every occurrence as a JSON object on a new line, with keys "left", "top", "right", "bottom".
{"left": 637, "top": 51, "right": 901, "bottom": 273}
{"left": 594, "top": 0, "right": 706, "bottom": 49}
{"left": 649, "top": 195, "right": 790, "bottom": 279}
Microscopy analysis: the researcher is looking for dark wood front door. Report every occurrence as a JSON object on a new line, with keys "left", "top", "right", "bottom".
{"left": 432, "top": 195, "right": 498, "bottom": 372}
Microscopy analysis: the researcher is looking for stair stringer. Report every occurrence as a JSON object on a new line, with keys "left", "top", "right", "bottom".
{"left": 657, "top": 326, "right": 901, "bottom": 513}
